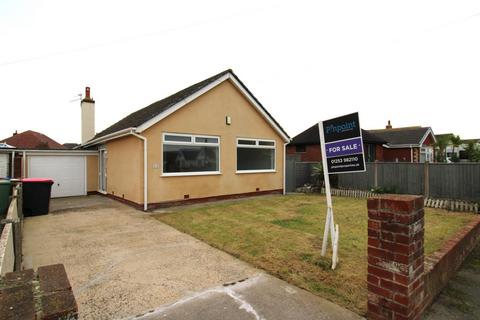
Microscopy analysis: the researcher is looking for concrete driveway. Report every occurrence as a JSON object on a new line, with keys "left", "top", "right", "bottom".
{"left": 23, "top": 196, "right": 361, "bottom": 320}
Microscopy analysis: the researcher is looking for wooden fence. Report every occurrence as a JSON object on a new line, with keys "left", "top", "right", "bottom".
{"left": 336, "top": 162, "right": 480, "bottom": 203}
{"left": 321, "top": 187, "right": 479, "bottom": 213}
{"left": 0, "top": 186, "right": 22, "bottom": 275}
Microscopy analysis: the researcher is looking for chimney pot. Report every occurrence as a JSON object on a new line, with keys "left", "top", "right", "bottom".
{"left": 386, "top": 120, "right": 392, "bottom": 129}
{"left": 13, "top": 130, "right": 17, "bottom": 136}
{"left": 85, "top": 87, "right": 91, "bottom": 99}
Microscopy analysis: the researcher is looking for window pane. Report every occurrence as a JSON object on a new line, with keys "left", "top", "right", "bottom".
{"left": 237, "top": 148, "right": 274, "bottom": 170}
{"left": 259, "top": 141, "right": 274, "bottom": 146}
{"left": 238, "top": 139, "right": 256, "bottom": 145}
{"left": 163, "top": 145, "right": 219, "bottom": 173}
{"left": 164, "top": 135, "right": 191, "bottom": 142}
{"left": 195, "top": 137, "right": 218, "bottom": 144}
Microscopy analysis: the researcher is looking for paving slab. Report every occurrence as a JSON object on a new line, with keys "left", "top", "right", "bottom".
{"left": 424, "top": 244, "right": 480, "bottom": 320}
{"left": 135, "top": 274, "right": 363, "bottom": 320}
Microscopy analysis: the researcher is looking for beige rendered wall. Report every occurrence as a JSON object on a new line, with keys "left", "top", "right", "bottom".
{"left": 105, "top": 136, "right": 143, "bottom": 203}
{"left": 143, "top": 80, "right": 285, "bottom": 204}
{"left": 86, "top": 155, "right": 98, "bottom": 192}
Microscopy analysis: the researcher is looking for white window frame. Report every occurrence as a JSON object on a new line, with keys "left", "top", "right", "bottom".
{"left": 162, "top": 132, "right": 221, "bottom": 177}
{"left": 236, "top": 138, "right": 276, "bottom": 174}
{"left": 420, "top": 147, "right": 434, "bottom": 163}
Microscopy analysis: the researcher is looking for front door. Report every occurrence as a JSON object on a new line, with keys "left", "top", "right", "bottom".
{"left": 99, "top": 149, "right": 107, "bottom": 193}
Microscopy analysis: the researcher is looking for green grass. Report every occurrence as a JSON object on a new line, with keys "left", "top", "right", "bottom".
{"left": 153, "top": 194, "right": 478, "bottom": 315}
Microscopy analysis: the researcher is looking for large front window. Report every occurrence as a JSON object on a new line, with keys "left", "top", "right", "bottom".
{"left": 236, "top": 138, "right": 275, "bottom": 172}
{"left": 163, "top": 133, "right": 220, "bottom": 175}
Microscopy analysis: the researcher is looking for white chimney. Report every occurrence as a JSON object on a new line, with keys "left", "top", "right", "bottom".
{"left": 81, "top": 87, "right": 95, "bottom": 143}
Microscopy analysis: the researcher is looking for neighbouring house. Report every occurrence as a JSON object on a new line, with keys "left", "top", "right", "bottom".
{"left": 0, "top": 130, "right": 68, "bottom": 179}
{"left": 63, "top": 143, "right": 80, "bottom": 149}
{"left": 0, "top": 103, "right": 98, "bottom": 196}
{"left": 436, "top": 133, "right": 480, "bottom": 161}
{"left": 80, "top": 69, "right": 290, "bottom": 210}
{"left": 1, "top": 130, "right": 66, "bottom": 150}
{"left": 368, "top": 121, "right": 436, "bottom": 163}
{"left": 286, "top": 123, "right": 386, "bottom": 162}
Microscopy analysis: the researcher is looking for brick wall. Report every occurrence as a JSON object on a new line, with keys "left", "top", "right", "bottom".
{"left": 383, "top": 148, "right": 412, "bottom": 162}
{"left": 286, "top": 145, "right": 321, "bottom": 162}
{"left": 0, "top": 264, "right": 78, "bottom": 320}
{"left": 367, "top": 195, "right": 425, "bottom": 320}
{"left": 375, "top": 145, "right": 384, "bottom": 162}
{"left": 423, "top": 217, "right": 480, "bottom": 308}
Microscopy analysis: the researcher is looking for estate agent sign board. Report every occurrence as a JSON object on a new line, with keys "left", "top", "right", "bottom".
{"left": 322, "top": 112, "right": 366, "bottom": 174}
{"left": 318, "top": 112, "right": 365, "bottom": 269}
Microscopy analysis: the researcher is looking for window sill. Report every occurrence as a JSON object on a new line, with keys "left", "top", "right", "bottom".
{"left": 236, "top": 170, "right": 276, "bottom": 174}
{"left": 162, "top": 171, "right": 221, "bottom": 177}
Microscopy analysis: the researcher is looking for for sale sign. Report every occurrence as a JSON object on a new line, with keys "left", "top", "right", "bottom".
{"left": 321, "top": 112, "right": 366, "bottom": 174}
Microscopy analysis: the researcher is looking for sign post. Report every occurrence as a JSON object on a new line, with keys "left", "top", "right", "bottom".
{"left": 319, "top": 112, "right": 366, "bottom": 269}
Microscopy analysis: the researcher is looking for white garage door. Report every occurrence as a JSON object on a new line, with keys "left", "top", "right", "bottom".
{"left": 0, "top": 154, "right": 8, "bottom": 178}
{"left": 28, "top": 156, "right": 86, "bottom": 198}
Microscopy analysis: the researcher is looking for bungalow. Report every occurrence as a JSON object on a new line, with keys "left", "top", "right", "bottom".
{"left": 286, "top": 123, "right": 386, "bottom": 162}
{"left": 369, "top": 121, "right": 436, "bottom": 163}
{"left": 80, "top": 69, "right": 290, "bottom": 210}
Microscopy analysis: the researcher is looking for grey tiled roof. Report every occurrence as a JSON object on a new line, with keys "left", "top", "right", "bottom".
{"left": 368, "top": 127, "right": 431, "bottom": 145}
{"left": 289, "top": 123, "right": 386, "bottom": 146}
{"left": 91, "top": 69, "right": 289, "bottom": 141}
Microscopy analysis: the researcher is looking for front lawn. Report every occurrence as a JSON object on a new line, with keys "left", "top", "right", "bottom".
{"left": 154, "top": 194, "right": 477, "bottom": 315}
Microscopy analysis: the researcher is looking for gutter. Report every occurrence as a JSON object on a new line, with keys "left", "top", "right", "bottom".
{"left": 382, "top": 143, "right": 419, "bottom": 149}
{"left": 130, "top": 130, "right": 148, "bottom": 212}
{"left": 283, "top": 141, "right": 289, "bottom": 195}
{"left": 79, "top": 127, "right": 136, "bottom": 149}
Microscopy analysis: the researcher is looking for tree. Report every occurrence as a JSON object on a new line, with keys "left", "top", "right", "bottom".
{"left": 311, "top": 163, "right": 324, "bottom": 187}
{"left": 449, "top": 135, "right": 462, "bottom": 161}
{"left": 434, "top": 135, "right": 451, "bottom": 162}
{"left": 465, "top": 142, "right": 480, "bottom": 162}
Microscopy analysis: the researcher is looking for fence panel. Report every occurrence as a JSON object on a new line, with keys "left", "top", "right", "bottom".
{"left": 295, "top": 162, "right": 318, "bottom": 188}
{"left": 429, "top": 163, "right": 480, "bottom": 202}
{"left": 378, "top": 162, "right": 424, "bottom": 195}
{"left": 337, "top": 162, "right": 374, "bottom": 190}
{"left": 285, "top": 158, "right": 297, "bottom": 192}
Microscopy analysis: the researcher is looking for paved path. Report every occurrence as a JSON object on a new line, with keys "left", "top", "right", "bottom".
{"left": 425, "top": 244, "right": 480, "bottom": 320}
{"left": 135, "top": 273, "right": 361, "bottom": 320}
{"left": 23, "top": 196, "right": 362, "bottom": 320}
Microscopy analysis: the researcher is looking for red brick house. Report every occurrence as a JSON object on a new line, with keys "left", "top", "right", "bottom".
{"left": 369, "top": 121, "right": 436, "bottom": 163}
{"left": 1, "top": 130, "right": 65, "bottom": 150}
{"left": 0, "top": 130, "right": 66, "bottom": 178}
{"left": 287, "top": 123, "right": 386, "bottom": 162}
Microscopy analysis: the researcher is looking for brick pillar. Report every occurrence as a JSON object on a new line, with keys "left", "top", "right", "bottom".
{"left": 367, "top": 195, "right": 425, "bottom": 320}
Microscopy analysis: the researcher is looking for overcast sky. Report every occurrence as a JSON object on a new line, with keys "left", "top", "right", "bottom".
{"left": 1, "top": 0, "right": 480, "bottom": 143}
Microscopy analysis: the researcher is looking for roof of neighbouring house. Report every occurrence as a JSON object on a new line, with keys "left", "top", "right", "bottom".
{"left": 0, "top": 130, "right": 65, "bottom": 149}
{"left": 435, "top": 133, "right": 453, "bottom": 140}
{"left": 368, "top": 126, "right": 434, "bottom": 146}
{"left": 63, "top": 143, "right": 80, "bottom": 149}
{"left": 90, "top": 69, "right": 289, "bottom": 142}
{"left": 288, "top": 123, "right": 386, "bottom": 146}
{"left": 461, "top": 138, "right": 480, "bottom": 144}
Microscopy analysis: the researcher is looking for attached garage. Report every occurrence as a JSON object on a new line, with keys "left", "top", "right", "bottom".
{"left": 28, "top": 155, "right": 87, "bottom": 198}
{"left": 0, "top": 154, "right": 9, "bottom": 178}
